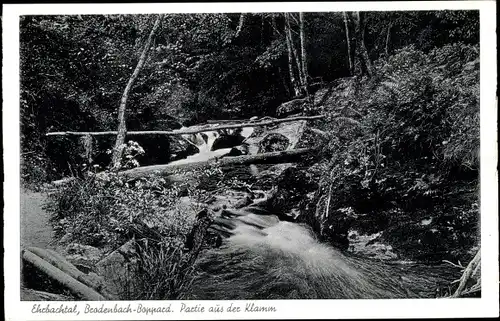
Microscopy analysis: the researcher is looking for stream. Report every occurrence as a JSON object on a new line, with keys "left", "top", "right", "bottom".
{"left": 186, "top": 205, "right": 452, "bottom": 299}
{"left": 171, "top": 127, "right": 453, "bottom": 299}
{"left": 21, "top": 124, "right": 455, "bottom": 300}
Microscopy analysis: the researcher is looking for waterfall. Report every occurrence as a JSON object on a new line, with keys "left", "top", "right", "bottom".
{"left": 169, "top": 125, "right": 254, "bottom": 165}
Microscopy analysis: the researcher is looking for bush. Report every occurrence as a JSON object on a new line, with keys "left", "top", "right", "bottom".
{"left": 45, "top": 173, "right": 197, "bottom": 249}
{"left": 318, "top": 42, "right": 479, "bottom": 208}
{"left": 309, "top": 43, "right": 479, "bottom": 260}
{"left": 21, "top": 153, "right": 53, "bottom": 190}
{"left": 45, "top": 171, "right": 215, "bottom": 299}
{"left": 133, "top": 238, "right": 198, "bottom": 299}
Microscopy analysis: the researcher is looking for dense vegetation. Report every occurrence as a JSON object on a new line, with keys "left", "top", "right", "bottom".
{"left": 21, "top": 11, "right": 480, "bottom": 299}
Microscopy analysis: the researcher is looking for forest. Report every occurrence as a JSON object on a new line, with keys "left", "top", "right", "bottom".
{"left": 19, "top": 10, "right": 481, "bottom": 300}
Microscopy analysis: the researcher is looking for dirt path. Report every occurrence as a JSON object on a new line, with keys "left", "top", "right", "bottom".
{"left": 21, "top": 190, "right": 54, "bottom": 249}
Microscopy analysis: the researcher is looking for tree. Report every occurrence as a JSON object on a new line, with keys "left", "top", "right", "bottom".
{"left": 343, "top": 12, "right": 354, "bottom": 75}
{"left": 346, "top": 11, "right": 374, "bottom": 77}
{"left": 299, "top": 12, "right": 309, "bottom": 97}
{"left": 284, "top": 13, "right": 301, "bottom": 97}
{"left": 234, "top": 13, "right": 247, "bottom": 39}
{"left": 110, "top": 15, "right": 163, "bottom": 170}
{"left": 385, "top": 21, "right": 393, "bottom": 56}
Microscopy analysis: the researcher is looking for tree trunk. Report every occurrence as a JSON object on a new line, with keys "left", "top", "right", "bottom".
{"left": 385, "top": 22, "right": 392, "bottom": 56}
{"left": 343, "top": 12, "right": 354, "bottom": 75}
{"left": 353, "top": 12, "right": 374, "bottom": 77}
{"left": 27, "top": 247, "right": 117, "bottom": 300}
{"left": 287, "top": 14, "right": 306, "bottom": 94}
{"left": 234, "top": 13, "right": 246, "bottom": 39}
{"left": 110, "top": 15, "right": 162, "bottom": 170}
{"left": 348, "top": 12, "right": 362, "bottom": 76}
{"left": 22, "top": 249, "right": 107, "bottom": 301}
{"left": 284, "top": 13, "right": 301, "bottom": 97}
{"left": 120, "top": 148, "right": 316, "bottom": 180}
{"left": 278, "top": 66, "right": 292, "bottom": 97}
{"left": 299, "top": 12, "right": 309, "bottom": 97}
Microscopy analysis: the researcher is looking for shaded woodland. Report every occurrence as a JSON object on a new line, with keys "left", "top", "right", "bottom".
{"left": 20, "top": 11, "right": 480, "bottom": 300}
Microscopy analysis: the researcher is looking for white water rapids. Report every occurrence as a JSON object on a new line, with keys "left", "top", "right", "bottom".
{"left": 164, "top": 123, "right": 453, "bottom": 300}
{"left": 168, "top": 125, "right": 254, "bottom": 165}
{"left": 187, "top": 206, "right": 453, "bottom": 300}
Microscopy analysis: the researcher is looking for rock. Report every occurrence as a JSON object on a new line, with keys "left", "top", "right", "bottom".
{"left": 185, "top": 209, "right": 213, "bottom": 251}
{"left": 64, "top": 243, "right": 103, "bottom": 273}
{"left": 267, "top": 167, "right": 318, "bottom": 217}
{"left": 257, "top": 163, "right": 294, "bottom": 178}
{"left": 225, "top": 144, "right": 249, "bottom": 157}
{"left": 276, "top": 97, "right": 309, "bottom": 117}
{"left": 253, "top": 163, "right": 294, "bottom": 190}
{"left": 211, "top": 131, "right": 246, "bottom": 151}
{"left": 320, "top": 211, "right": 356, "bottom": 251}
{"left": 258, "top": 133, "right": 290, "bottom": 153}
{"left": 209, "top": 190, "right": 252, "bottom": 212}
{"left": 169, "top": 137, "right": 199, "bottom": 161}
{"left": 243, "top": 120, "right": 307, "bottom": 156}
{"left": 234, "top": 195, "right": 253, "bottom": 208}
{"left": 95, "top": 240, "right": 140, "bottom": 299}
{"left": 347, "top": 231, "right": 398, "bottom": 260}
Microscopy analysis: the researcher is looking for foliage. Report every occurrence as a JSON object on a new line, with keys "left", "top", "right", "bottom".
{"left": 310, "top": 42, "right": 479, "bottom": 262}
{"left": 20, "top": 11, "right": 479, "bottom": 186}
{"left": 319, "top": 42, "right": 478, "bottom": 205}
{"left": 112, "top": 140, "right": 146, "bottom": 170}
{"left": 45, "top": 173, "right": 197, "bottom": 248}
{"left": 132, "top": 238, "right": 198, "bottom": 300}
{"left": 21, "top": 153, "right": 54, "bottom": 190}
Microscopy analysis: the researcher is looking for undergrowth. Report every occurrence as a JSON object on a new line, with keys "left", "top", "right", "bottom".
{"left": 308, "top": 43, "right": 479, "bottom": 263}
{"left": 44, "top": 163, "right": 228, "bottom": 299}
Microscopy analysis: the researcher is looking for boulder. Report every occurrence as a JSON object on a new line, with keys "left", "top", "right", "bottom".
{"left": 225, "top": 144, "right": 249, "bottom": 157}
{"left": 276, "top": 97, "right": 309, "bottom": 117}
{"left": 64, "top": 243, "right": 103, "bottom": 274}
{"left": 211, "top": 131, "right": 246, "bottom": 151}
{"left": 267, "top": 166, "right": 318, "bottom": 218}
{"left": 95, "top": 240, "right": 140, "bottom": 299}
{"left": 348, "top": 231, "right": 398, "bottom": 260}
{"left": 253, "top": 163, "right": 294, "bottom": 190}
{"left": 209, "top": 190, "right": 253, "bottom": 212}
{"left": 169, "top": 136, "right": 199, "bottom": 161}
{"left": 258, "top": 133, "right": 290, "bottom": 153}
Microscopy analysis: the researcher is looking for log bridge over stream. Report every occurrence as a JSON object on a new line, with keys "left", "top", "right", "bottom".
{"left": 22, "top": 115, "right": 327, "bottom": 300}
{"left": 45, "top": 115, "right": 326, "bottom": 182}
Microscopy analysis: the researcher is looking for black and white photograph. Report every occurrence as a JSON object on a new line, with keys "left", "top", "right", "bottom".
{"left": 3, "top": 1, "right": 498, "bottom": 320}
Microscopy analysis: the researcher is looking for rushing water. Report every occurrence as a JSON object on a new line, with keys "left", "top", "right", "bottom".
{"left": 168, "top": 126, "right": 254, "bottom": 165}
{"left": 168, "top": 124, "right": 453, "bottom": 299}
{"left": 186, "top": 207, "right": 453, "bottom": 300}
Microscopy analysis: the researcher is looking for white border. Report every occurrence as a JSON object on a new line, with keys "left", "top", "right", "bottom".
{"left": 3, "top": 2, "right": 498, "bottom": 320}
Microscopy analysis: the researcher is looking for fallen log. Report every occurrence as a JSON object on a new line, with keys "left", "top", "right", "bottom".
{"left": 48, "top": 148, "right": 317, "bottom": 186}
{"left": 28, "top": 247, "right": 117, "bottom": 300}
{"left": 45, "top": 115, "right": 325, "bottom": 137}
{"left": 22, "top": 249, "right": 107, "bottom": 301}
{"left": 120, "top": 148, "right": 316, "bottom": 180}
